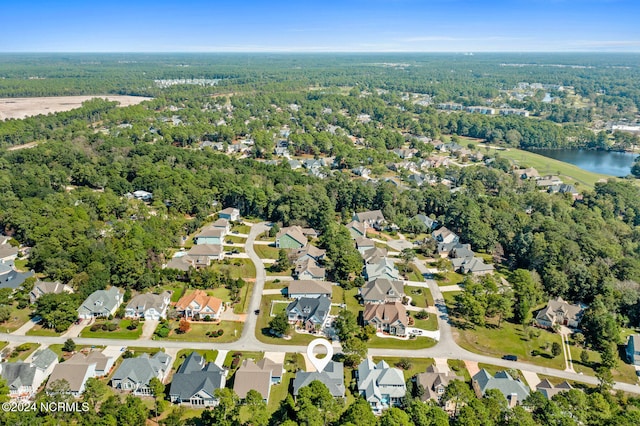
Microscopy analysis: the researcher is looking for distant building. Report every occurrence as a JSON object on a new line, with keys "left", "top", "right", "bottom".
{"left": 175, "top": 290, "right": 224, "bottom": 320}
{"left": 233, "top": 357, "right": 284, "bottom": 402}
{"left": 355, "top": 237, "right": 375, "bottom": 254}
{"left": 0, "top": 262, "right": 35, "bottom": 290}
{"left": 132, "top": 190, "right": 153, "bottom": 201}
{"left": 412, "top": 214, "right": 438, "bottom": 231}
{"left": 415, "top": 365, "right": 464, "bottom": 409}
{"left": 432, "top": 227, "right": 459, "bottom": 245}
{"left": 29, "top": 280, "right": 73, "bottom": 304}
{"left": 360, "top": 278, "right": 404, "bottom": 304}
{"left": 364, "top": 257, "right": 400, "bottom": 281}
{"left": 288, "top": 280, "right": 333, "bottom": 299}
{"left": 346, "top": 220, "right": 366, "bottom": 239}
{"left": 535, "top": 379, "right": 573, "bottom": 400}
{"left": 219, "top": 208, "right": 240, "bottom": 222}
{"left": 352, "top": 210, "right": 386, "bottom": 230}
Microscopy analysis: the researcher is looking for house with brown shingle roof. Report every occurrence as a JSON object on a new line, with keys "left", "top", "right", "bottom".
{"left": 175, "top": 290, "right": 224, "bottom": 320}
{"left": 535, "top": 297, "right": 586, "bottom": 329}
{"left": 360, "top": 278, "right": 404, "bottom": 304}
{"left": 415, "top": 365, "right": 463, "bottom": 410}
{"left": 288, "top": 280, "right": 333, "bottom": 299}
{"left": 363, "top": 302, "right": 409, "bottom": 337}
{"left": 294, "top": 257, "right": 326, "bottom": 281}
{"left": 536, "top": 379, "right": 573, "bottom": 399}
{"left": 233, "top": 357, "right": 283, "bottom": 402}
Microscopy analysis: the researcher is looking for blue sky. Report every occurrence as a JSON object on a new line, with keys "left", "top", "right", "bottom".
{"left": 1, "top": 0, "right": 638, "bottom": 52}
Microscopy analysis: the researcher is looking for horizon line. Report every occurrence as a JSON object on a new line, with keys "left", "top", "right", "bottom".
{"left": 1, "top": 50, "right": 639, "bottom": 54}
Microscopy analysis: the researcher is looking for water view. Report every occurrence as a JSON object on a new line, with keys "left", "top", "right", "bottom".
{"left": 529, "top": 149, "right": 638, "bottom": 177}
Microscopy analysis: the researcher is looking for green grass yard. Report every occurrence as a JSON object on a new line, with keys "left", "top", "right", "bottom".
{"left": 80, "top": 319, "right": 143, "bottom": 340}
{"left": 372, "top": 356, "right": 434, "bottom": 380}
{"left": 405, "top": 285, "right": 433, "bottom": 308}
{"left": 412, "top": 315, "right": 439, "bottom": 331}
{"left": 173, "top": 349, "right": 219, "bottom": 369}
{"left": 233, "top": 281, "right": 254, "bottom": 314}
{"left": 26, "top": 324, "right": 62, "bottom": 337}
{"left": 253, "top": 244, "right": 280, "bottom": 259}
{"left": 368, "top": 335, "right": 437, "bottom": 349}
{"left": 164, "top": 321, "right": 243, "bottom": 343}
{"left": 0, "top": 307, "right": 32, "bottom": 333}
{"left": 210, "top": 258, "right": 256, "bottom": 279}
{"left": 256, "top": 295, "right": 316, "bottom": 345}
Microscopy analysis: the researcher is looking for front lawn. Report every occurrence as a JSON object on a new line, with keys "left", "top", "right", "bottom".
{"left": 80, "top": 319, "right": 143, "bottom": 340}
{"left": 412, "top": 315, "right": 438, "bottom": 331}
{"left": 253, "top": 244, "right": 280, "bottom": 259}
{"left": 372, "top": 356, "right": 434, "bottom": 380}
{"left": 224, "top": 235, "right": 247, "bottom": 244}
{"left": 368, "top": 335, "right": 437, "bottom": 349}
{"left": 0, "top": 307, "right": 32, "bottom": 333}
{"left": 163, "top": 321, "right": 243, "bottom": 343}
{"left": 231, "top": 224, "right": 251, "bottom": 234}
{"left": 447, "top": 359, "right": 471, "bottom": 381}
{"left": 567, "top": 343, "right": 638, "bottom": 384}
{"left": 26, "top": 324, "right": 62, "bottom": 337}
{"left": 434, "top": 271, "right": 465, "bottom": 286}
{"left": 6, "top": 343, "right": 39, "bottom": 362}
{"left": 405, "top": 286, "right": 433, "bottom": 308}
{"left": 209, "top": 287, "right": 231, "bottom": 302}
{"left": 210, "top": 258, "right": 256, "bottom": 279}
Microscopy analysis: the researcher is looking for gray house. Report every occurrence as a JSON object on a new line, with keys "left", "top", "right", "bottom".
{"left": 626, "top": 334, "right": 640, "bottom": 366}
{"left": 77, "top": 287, "right": 123, "bottom": 319}
{"left": 413, "top": 214, "right": 438, "bottom": 231}
{"left": 169, "top": 352, "right": 226, "bottom": 407}
{"left": 293, "top": 360, "right": 345, "bottom": 400}
{"left": 288, "top": 280, "right": 333, "bottom": 299}
{"left": 356, "top": 359, "right": 406, "bottom": 414}
{"left": 364, "top": 257, "right": 400, "bottom": 281}
{"left": 111, "top": 352, "right": 172, "bottom": 395}
{"left": 286, "top": 297, "right": 331, "bottom": 333}
{"left": 359, "top": 278, "right": 404, "bottom": 304}
{"left": 29, "top": 280, "right": 73, "bottom": 304}
{"left": 472, "top": 369, "right": 530, "bottom": 407}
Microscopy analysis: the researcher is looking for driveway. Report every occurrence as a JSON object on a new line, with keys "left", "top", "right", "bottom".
{"left": 61, "top": 318, "right": 90, "bottom": 338}
{"left": 11, "top": 317, "right": 41, "bottom": 336}
{"left": 140, "top": 319, "right": 160, "bottom": 340}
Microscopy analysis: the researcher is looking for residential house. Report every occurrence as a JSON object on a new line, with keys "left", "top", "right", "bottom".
{"left": 286, "top": 297, "right": 331, "bottom": 332}
{"left": 535, "top": 379, "right": 573, "bottom": 400}
{"left": 29, "top": 280, "right": 73, "bottom": 304}
{"left": 364, "top": 257, "right": 400, "bottom": 281}
{"left": 47, "top": 363, "right": 96, "bottom": 397}
{"left": 169, "top": 352, "right": 226, "bottom": 407}
{"left": 111, "top": 352, "right": 172, "bottom": 395}
{"left": 67, "top": 350, "right": 116, "bottom": 377}
{"left": 456, "top": 257, "right": 495, "bottom": 276}
{"left": 549, "top": 184, "right": 581, "bottom": 200}
{"left": 360, "top": 278, "right": 404, "bottom": 304}
{"left": 288, "top": 159, "right": 302, "bottom": 170}
{"left": 125, "top": 291, "right": 171, "bottom": 320}
{"left": 536, "top": 175, "right": 563, "bottom": 188}
{"left": 218, "top": 208, "right": 240, "bottom": 222}
{"left": 211, "top": 218, "right": 231, "bottom": 234}
{"left": 0, "top": 243, "right": 18, "bottom": 263}
{"left": 466, "top": 106, "right": 496, "bottom": 115}
{"left": 0, "top": 262, "right": 35, "bottom": 290}
{"left": 292, "top": 245, "right": 326, "bottom": 263}
{"left": 412, "top": 214, "right": 438, "bottom": 231}
{"left": 275, "top": 226, "right": 308, "bottom": 249}
{"left": 355, "top": 237, "right": 375, "bottom": 254}
{"left": 132, "top": 190, "right": 153, "bottom": 201}
{"left": 432, "top": 227, "right": 459, "bottom": 244}
{"left": 346, "top": 221, "right": 366, "bottom": 239}
{"left": 362, "top": 247, "right": 389, "bottom": 265}
{"left": 288, "top": 280, "right": 333, "bottom": 299}
{"left": 626, "top": 334, "right": 640, "bottom": 366}
{"left": 472, "top": 369, "right": 530, "bottom": 407}
{"left": 186, "top": 244, "right": 225, "bottom": 264}
{"left": 363, "top": 302, "right": 409, "bottom": 337}
{"left": 415, "top": 365, "right": 463, "bottom": 409}
{"left": 535, "top": 297, "right": 586, "bottom": 329}
{"left": 194, "top": 226, "right": 225, "bottom": 245}
{"left": 392, "top": 148, "right": 417, "bottom": 159}
{"left": 0, "top": 348, "right": 58, "bottom": 400}
{"left": 294, "top": 258, "right": 326, "bottom": 281}
{"left": 352, "top": 210, "right": 386, "bottom": 230}
{"left": 233, "top": 357, "right": 284, "bottom": 401}
{"left": 293, "top": 360, "right": 346, "bottom": 400}
{"left": 449, "top": 244, "right": 474, "bottom": 259}
{"left": 175, "top": 290, "right": 224, "bottom": 320}
{"left": 352, "top": 166, "right": 371, "bottom": 178}
{"left": 356, "top": 359, "right": 406, "bottom": 414}
{"left": 77, "top": 287, "right": 123, "bottom": 319}
{"left": 516, "top": 168, "right": 539, "bottom": 179}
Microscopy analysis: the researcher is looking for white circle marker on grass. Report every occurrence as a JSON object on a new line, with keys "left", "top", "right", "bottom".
{"left": 306, "top": 338, "right": 333, "bottom": 372}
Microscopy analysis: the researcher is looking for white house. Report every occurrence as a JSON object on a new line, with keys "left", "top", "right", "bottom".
{"left": 125, "top": 292, "right": 171, "bottom": 320}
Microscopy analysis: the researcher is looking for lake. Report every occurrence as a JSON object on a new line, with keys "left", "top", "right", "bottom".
{"left": 528, "top": 149, "right": 638, "bottom": 177}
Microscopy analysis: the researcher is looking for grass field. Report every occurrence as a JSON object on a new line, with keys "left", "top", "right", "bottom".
{"left": 567, "top": 343, "right": 638, "bottom": 384}
{"left": 253, "top": 244, "right": 280, "bottom": 259}
{"left": 224, "top": 235, "right": 247, "bottom": 244}
{"left": 372, "top": 356, "right": 434, "bottom": 380}
{"left": 412, "top": 315, "right": 439, "bottom": 331}
{"left": 471, "top": 142, "right": 612, "bottom": 188}
{"left": 12, "top": 258, "right": 28, "bottom": 271}
{"left": 0, "top": 307, "right": 32, "bottom": 333}
{"left": 80, "top": 319, "right": 143, "bottom": 339}
{"left": 164, "top": 321, "right": 243, "bottom": 343}
{"left": 26, "top": 324, "right": 62, "bottom": 337}
{"left": 368, "top": 335, "right": 437, "bottom": 349}
{"left": 210, "top": 258, "right": 256, "bottom": 279}
{"left": 405, "top": 286, "right": 433, "bottom": 308}
{"left": 232, "top": 224, "right": 251, "bottom": 234}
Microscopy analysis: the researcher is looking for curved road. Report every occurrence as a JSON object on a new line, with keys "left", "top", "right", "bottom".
{"left": 2, "top": 225, "right": 639, "bottom": 395}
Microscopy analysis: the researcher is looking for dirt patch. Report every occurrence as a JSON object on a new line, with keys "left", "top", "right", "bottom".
{"left": 0, "top": 95, "right": 152, "bottom": 121}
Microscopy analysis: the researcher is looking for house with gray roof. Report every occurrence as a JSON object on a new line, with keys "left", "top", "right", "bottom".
{"left": 352, "top": 210, "right": 386, "bottom": 230}
{"left": 360, "top": 278, "right": 404, "bottom": 304}
{"left": 450, "top": 244, "right": 474, "bottom": 259}
{"left": 626, "top": 334, "right": 640, "bottom": 366}
{"left": 286, "top": 297, "right": 331, "bottom": 333}
{"left": 355, "top": 237, "right": 375, "bottom": 254}
{"left": 415, "top": 365, "right": 463, "bottom": 409}
{"left": 169, "top": 351, "right": 226, "bottom": 407}
{"left": 362, "top": 247, "right": 389, "bottom": 265}
{"left": 472, "top": 369, "right": 530, "bottom": 407}
{"left": 275, "top": 226, "right": 309, "bottom": 249}
{"left": 413, "top": 214, "right": 438, "bottom": 231}
{"left": 0, "top": 349, "right": 57, "bottom": 401}
{"left": 346, "top": 220, "right": 366, "bottom": 239}
{"left": 111, "top": 352, "right": 172, "bottom": 395}
{"left": 0, "top": 262, "right": 35, "bottom": 290}
{"left": 29, "top": 280, "right": 73, "bottom": 304}
{"left": 294, "top": 257, "right": 326, "bottom": 281}
{"left": 432, "top": 227, "right": 459, "bottom": 245}
{"left": 288, "top": 280, "right": 333, "bottom": 299}
{"left": 125, "top": 291, "right": 171, "bottom": 320}
{"left": 292, "top": 245, "right": 326, "bottom": 263}
{"left": 535, "top": 297, "right": 586, "bottom": 329}
{"left": 536, "top": 379, "right": 573, "bottom": 400}
{"left": 293, "top": 360, "right": 345, "bottom": 400}
{"left": 219, "top": 207, "right": 240, "bottom": 222}
{"left": 356, "top": 359, "right": 406, "bottom": 414}
{"left": 77, "top": 287, "right": 123, "bottom": 319}
{"left": 453, "top": 257, "right": 495, "bottom": 276}
{"left": 364, "top": 257, "right": 400, "bottom": 281}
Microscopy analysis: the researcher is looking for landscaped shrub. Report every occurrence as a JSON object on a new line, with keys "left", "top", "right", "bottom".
{"left": 127, "top": 321, "right": 139, "bottom": 330}
{"left": 217, "top": 329, "right": 224, "bottom": 336}
{"left": 415, "top": 310, "right": 429, "bottom": 320}
{"left": 90, "top": 324, "right": 102, "bottom": 332}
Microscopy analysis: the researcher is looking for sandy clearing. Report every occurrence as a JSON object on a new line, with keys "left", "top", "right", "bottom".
{"left": 0, "top": 95, "right": 152, "bottom": 121}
